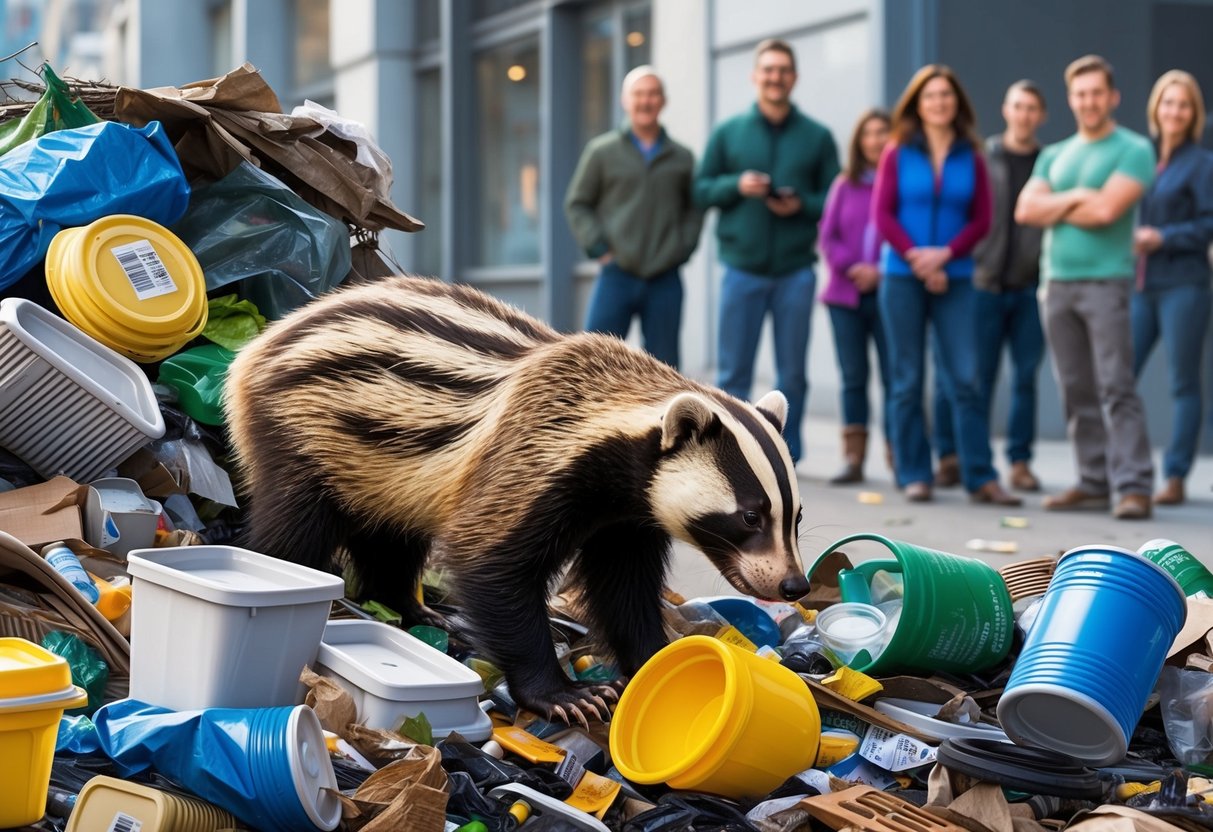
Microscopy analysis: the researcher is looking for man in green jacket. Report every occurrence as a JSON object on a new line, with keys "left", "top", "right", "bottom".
{"left": 564, "top": 65, "right": 703, "bottom": 368}
{"left": 694, "top": 38, "right": 840, "bottom": 463}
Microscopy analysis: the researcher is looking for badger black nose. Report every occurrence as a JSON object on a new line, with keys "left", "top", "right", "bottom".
{"left": 779, "top": 574, "right": 810, "bottom": 601}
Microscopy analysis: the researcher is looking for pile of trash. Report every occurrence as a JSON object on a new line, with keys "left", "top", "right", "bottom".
{"left": 3, "top": 64, "right": 1213, "bottom": 832}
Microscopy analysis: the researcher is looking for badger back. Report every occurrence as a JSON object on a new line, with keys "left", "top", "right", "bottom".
{"left": 224, "top": 276, "right": 559, "bottom": 498}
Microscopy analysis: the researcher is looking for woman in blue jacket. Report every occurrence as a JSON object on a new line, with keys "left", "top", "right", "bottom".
{"left": 1132, "top": 70, "right": 1213, "bottom": 506}
{"left": 873, "top": 65, "right": 1019, "bottom": 505}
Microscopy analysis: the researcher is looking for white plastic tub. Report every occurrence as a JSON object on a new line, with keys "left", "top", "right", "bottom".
{"left": 0, "top": 298, "right": 165, "bottom": 482}
{"left": 85, "top": 477, "right": 161, "bottom": 558}
{"left": 316, "top": 620, "right": 492, "bottom": 741}
{"left": 126, "top": 545, "right": 345, "bottom": 711}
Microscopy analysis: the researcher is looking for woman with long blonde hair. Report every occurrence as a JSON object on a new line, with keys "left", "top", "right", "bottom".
{"left": 1131, "top": 69, "right": 1213, "bottom": 505}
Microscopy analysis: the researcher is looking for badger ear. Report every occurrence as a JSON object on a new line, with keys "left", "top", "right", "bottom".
{"left": 754, "top": 390, "right": 788, "bottom": 431}
{"left": 661, "top": 393, "right": 717, "bottom": 452}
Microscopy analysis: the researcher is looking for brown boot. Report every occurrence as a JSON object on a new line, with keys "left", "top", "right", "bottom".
{"left": 1113, "top": 493, "right": 1153, "bottom": 520}
{"left": 830, "top": 426, "right": 868, "bottom": 485}
{"left": 1009, "top": 462, "right": 1041, "bottom": 492}
{"left": 1155, "top": 477, "right": 1185, "bottom": 506}
{"left": 935, "top": 454, "right": 961, "bottom": 488}
{"left": 970, "top": 480, "right": 1023, "bottom": 507}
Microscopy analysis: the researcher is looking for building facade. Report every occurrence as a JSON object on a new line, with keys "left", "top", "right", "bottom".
{"left": 94, "top": 0, "right": 1213, "bottom": 451}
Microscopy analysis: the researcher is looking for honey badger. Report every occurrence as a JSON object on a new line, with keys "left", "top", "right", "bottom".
{"left": 224, "top": 275, "right": 810, "bottom": 723}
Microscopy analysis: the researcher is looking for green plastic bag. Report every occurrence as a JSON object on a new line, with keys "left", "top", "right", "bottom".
{"left": 41, "top": 631, "right": 108, "bottom": 716}
{"left": 0, "top": 64, "right": 101, "bottom": 156}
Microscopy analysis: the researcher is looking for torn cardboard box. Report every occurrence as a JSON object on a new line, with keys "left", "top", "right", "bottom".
{"left": 0, "top": 475, "right": 87, "bottom": 550}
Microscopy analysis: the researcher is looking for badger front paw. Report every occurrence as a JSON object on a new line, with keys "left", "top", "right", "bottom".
{"left": 518, "top": 682, "right": 620, "bottom": 729}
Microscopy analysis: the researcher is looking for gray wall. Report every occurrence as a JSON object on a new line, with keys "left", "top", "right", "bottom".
{"left": 886, "top": 0, "right": 1213, "bottom": 453}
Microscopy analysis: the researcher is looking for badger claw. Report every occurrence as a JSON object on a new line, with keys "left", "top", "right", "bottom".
{"left": 570, "top": 704, "right": 591, "bottom": 731}
{"left": 551, "top": 704, "right": 570, "bottom": 725}
{"left": 589, "top": 694, "right": 610, "bottom": 715}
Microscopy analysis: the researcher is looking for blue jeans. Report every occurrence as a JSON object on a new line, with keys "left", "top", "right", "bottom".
{"left": 934, "top": 287, "right": 1044, "bottom": 464}
{"left": 1132, "top": 282, "right": 1212, "bottom": 479}
{"left": 717, "top": 265, "right": 816, "bottom": 461}
{"left": 585, "top": 262, "right": 683, "bottom": 368}
{"left": 879, "top": 277, "right": 997, "bottom": 491}
{"left": 827, "top": 293, "right": 891, "bottom": 439}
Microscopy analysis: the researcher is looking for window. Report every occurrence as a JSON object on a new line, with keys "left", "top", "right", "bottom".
{"left": 210, "top": 1, "right": 232, "bottom": 77}
{"left": 624, "top": 4, "right": 651, "bottom": 69}
{"left": 416, "top": 0, "right": 440, "bottom": 43}
{"left": 293, "top": 0, "right": 332, "bottom": 92}
{"left": 474, "top": 38, "right": 541, "bottom": 267}
{"left": 580, "top": 14, "right": 614, "bottom": 148}
{"left": 416, "top": 70, "right": 443, "bottom": 277}
{"left": 473, "top": 0, "right": 534, "bottom": 21}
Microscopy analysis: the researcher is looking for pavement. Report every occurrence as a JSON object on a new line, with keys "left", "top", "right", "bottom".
{"left": 667, "top": 414, "right": 1213, "bottom": 599}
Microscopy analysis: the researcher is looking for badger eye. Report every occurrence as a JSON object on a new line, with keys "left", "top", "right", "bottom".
{"left": 742, "top": 510, "right": 760, "bottom": 527}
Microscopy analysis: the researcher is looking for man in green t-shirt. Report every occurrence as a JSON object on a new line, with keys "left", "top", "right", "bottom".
{"left": 1016, "top": 55, "right": 1156, "bottom": 520}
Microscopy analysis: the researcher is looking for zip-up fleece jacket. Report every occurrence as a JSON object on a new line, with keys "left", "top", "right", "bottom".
{"left": 694, "top": 104, "right": 840, "bottom": 276}
{"left": 972, "top": 136, "right": 1043, "bottom": 292}
{"left": 873, "top": 136, "right": 992, "bottom": 279}
{"left": 564, "top": 125, "right": 703, "bottom": 278}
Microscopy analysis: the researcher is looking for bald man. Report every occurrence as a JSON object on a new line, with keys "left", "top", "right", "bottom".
{"left": 564, "top": 66, "right": 703, "bottom": 368}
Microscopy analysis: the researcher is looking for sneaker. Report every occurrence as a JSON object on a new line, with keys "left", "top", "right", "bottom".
{"left": 1043, "top": 487, "right": 1111, "bottom": 512}
{"left": 934, "top": 454, "right": 961, "bottom": 488}
{"left": 1113, "top": 493, "right": 1153, "bottom": 520}
{"left": 1009, "top": 462, "right": 1041, "bottom": 492}
{"left": 905, "top": 481, "right": 933, "bottom": 502}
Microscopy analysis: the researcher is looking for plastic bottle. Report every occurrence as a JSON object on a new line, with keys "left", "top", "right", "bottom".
{"left": 41, "top": 542, "right": 99, "bottom": 604}
{"left": 507, "top": 799, "right": 532, "bottom": 825}
{"left": 90, "top": 574, "right": 133, "bottom": 622}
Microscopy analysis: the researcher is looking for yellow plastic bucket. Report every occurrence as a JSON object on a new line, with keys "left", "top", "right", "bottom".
{"left": 46, "top": 215, "right": 208, "bottom": 363}
{"left": 0, "top": 638, "right": 89, "bottom": 828}
{"left": 609, "top": 635, "right": 820, "bottom": 799}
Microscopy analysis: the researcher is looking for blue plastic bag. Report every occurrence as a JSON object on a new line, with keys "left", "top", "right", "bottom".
{"left": 93, "top": 698, "right": 341, "bottom": 832}
{"left": 0, "top": 120, "right": 190, "bottom": 290}
{"left": 55, "top": 714, "right": 101, "bottom": 755}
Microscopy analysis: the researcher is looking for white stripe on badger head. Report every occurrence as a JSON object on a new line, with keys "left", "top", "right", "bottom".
{"left": 648, "top": 448, "right": 738, "bottom": 537}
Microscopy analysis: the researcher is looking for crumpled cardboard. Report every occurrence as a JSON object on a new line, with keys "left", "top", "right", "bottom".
{"left": 113, "top": 63, "right": 422, "bottom": 234}
{"left": 301, "top": 666, "right": 358, "bottom": 737}
{"left": 1066, "top": 806, "right": 1194, "bottom": 832}
{"left": 1168, "top": 598, "right": 1213, "bottom": 663}
{"left": 0, "top": 475, "right": 86, "bottom": 549}
{"left": 333, "top": 745, "right": 449, "bottom": 832}
{"left": 926, "top": 764, "right": 1047, "bottom": 832}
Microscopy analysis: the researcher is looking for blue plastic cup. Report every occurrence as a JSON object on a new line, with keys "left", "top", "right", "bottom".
{"left": 93, "top": 698, "right": 341, "bottom": 832}
{"left": 997, "top": 545, "right": 1187, "bottom": 765}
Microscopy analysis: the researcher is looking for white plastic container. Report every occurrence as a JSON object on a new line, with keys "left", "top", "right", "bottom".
{"left": 315, "top": 620, "right": 492, "bottom": 741}
{"left": 0, "top": 298, "right": 165, "bottom": 482}
{"left": 85, "top": 477, "right": 161, "bottom": 558}
{"left": 126, "top": 545, "right": 345, "bottom": 711}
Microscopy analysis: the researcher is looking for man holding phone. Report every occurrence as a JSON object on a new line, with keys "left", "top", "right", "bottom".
{"left": 695, "top": 38, "right": 840, "bottom": 463}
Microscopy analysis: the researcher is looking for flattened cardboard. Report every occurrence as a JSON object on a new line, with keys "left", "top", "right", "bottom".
{"left": 0, "top": 475, "right": 86, "bottom": 549}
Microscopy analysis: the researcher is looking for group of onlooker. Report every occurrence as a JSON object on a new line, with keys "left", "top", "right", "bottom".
{"left": 564, "top": 40, "right": 1212, "bottom": 520}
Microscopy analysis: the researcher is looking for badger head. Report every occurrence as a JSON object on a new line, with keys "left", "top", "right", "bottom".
{"left": 649, "top": 390, "right": 810, "bottom": 602}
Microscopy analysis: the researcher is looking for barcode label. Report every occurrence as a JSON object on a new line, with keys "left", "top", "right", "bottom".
{"left": 554, "top": 750, "right": 585, "bottom": 787}
{"left": 111, "top": 240, "right": 177, "bottom": 300}
{"left": 108, "top": 812, "right": 143, "bottom": 832}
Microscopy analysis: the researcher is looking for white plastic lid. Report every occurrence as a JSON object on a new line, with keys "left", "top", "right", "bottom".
{"left": 288, "top": 705, "right": 342, "bottom": 831}
{"left": 126, "top": 545, "right": 345, "bottom": 607}
{"left": 0, "top": 683, "right": 88, "bottom": 714}
{"left": 874, "top": 697, "right": 1010, "bottom": 743}
{"left": 317, "top": 620, "right": 484, "bottom": 701}
{"left": 815, "top": 602, "right": 887, "bottom": 650}
{"left": 996, "top": 683, "right": 1126, "bottom": 766}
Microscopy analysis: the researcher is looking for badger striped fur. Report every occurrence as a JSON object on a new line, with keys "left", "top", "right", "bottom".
{"left": 225, "top": 275, "right": 809, "bottom": 723}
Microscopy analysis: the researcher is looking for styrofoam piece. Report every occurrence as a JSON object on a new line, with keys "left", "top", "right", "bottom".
{"left": 85, "top": 477, "right": 160, "bottom": 558}
{"left": 126, "top": 545, "right": 345, "bottom": 711}
{"left": 316, "top": 620, "right": 492, "bottom": 741}
{"left": 0, "top": 298, "right": 164, "bottom": 482}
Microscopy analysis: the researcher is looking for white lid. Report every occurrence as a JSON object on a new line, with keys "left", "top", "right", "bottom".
{"left": 317, "top": 620, "right": 484, "bottom": 701}
{"left": 126, "top": 545, "right": 345, "bottom": 607}
{"left": 996, "top": 683, "right": 1126, "bottom": 766}
{"left": 874, "top": 697, "right": 1010, "bottom": 742}
{"left": 0, "top": 683, "right": 88, "bottom": 713}
{"left": 287, "top": 705, "right": 342, "bottom": 830}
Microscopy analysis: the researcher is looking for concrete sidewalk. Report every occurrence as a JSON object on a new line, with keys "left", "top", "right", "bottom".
{"left": 667, "top": 415, "right": 1213, "bottom": 600}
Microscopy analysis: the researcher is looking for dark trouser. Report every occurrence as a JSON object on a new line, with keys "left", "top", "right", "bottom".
{"left": 933, "top": 285, "right": 1044, "bottom": 464}
{"left": 879, "top": 276, "right": 997, "bottom": 491}
{"left": 585, "top": 262, "right": 683, "bottom": 368}
{"left": 827, "top": 293, "right": 891, "bottom": 440}
{"left": 1131, "top": 282, "right": 1212, "bottom": 479}
{"left": 1042, "top": 279, "right": 1153, "bottom": 497}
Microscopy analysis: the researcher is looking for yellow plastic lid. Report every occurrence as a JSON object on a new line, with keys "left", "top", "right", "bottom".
{"left": 0, "top": 638, "right": 72, "bottom": 699}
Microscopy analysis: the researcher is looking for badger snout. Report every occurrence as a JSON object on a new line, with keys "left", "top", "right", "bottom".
{"left": 779, "top": 573, "right": 810, "bottom": 601}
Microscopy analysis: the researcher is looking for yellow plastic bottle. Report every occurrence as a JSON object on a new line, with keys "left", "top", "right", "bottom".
{"left": 88, "top": 574, "right": 132, "bottom": 623}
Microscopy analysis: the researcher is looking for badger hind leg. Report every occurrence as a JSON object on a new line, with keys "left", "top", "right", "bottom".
{"left": 345, "top": 525, "right": 443, "bottom": 628}
{"left": 571, "top": 523, "right": 672, "bottom": 679}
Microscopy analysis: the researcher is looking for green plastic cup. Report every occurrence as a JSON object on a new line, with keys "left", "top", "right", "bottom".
{"left": 1138, "top": 539, "right": 1213, "bottom": 599}
{"left": 807, "top": 533, "right": 1014, "bottom": 675}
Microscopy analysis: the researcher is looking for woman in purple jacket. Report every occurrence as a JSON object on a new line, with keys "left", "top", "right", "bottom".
{"left": 819, "top": 109, "right": 892, "bottom": 484}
